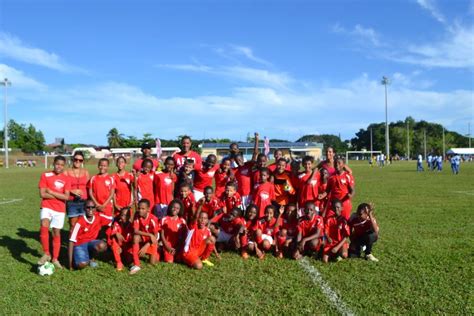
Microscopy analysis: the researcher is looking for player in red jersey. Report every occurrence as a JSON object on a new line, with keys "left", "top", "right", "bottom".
{"left": 113, "top": 156, "right": 134, "bottom": 217}
{"left": 88, "top": 158, "right": 115, "bottom": 218}
{"left": 134, "top": 159, "right": 155, "bottom": 212}
{"left": 220, "top": 182, "right": 242, "bottom": 214}
{"left": 210, "top": 207, "right": 246, "bottom": 254}
{"left": 324, "top": 158, "right": 355, "bottom": 220}
{"left": 193, "top": 154, "right": 219, "bottom": 201}
{"left": 241, "top": 204, "right": 264, "bottom": 259}
{"left": 251, "top": 153, "right": 268, "bottom": 190}
{"left": 316, "top": 168, "right": 330, "bottom": 217}
{"left": 172, "top": 136, "right": 202, "bottom": 170}
{"left": 132, "top": 142, "right": 159, "bottom": 172}
{"left": 273, "top": 158, "right": 296, "bottom": 207}
{"left": 178, "top": 183, "right": 196, "bottom": 223}
{"left": 295, "top": 156, "right": 320, "bottom": 215}
{"left": 161, "top": 200, "right": 187, "bottom": 263}
{"left": 349, "top": 203, "right": 379, "bottom": 262}
{"left": 196, "top": 186, "right": 223, "bottom": 221}
{"left": 252, "top": 168, "right": 276, "bottom": 218}
{"left": 129, "top": 199, "right": 160, "bottom": 274}
{"left": 180, "top": 210, "right": 216, "bottom": 269}
{"left": 153, "top": 157, "right": 177, "bottom": 219}
{"left": 323, "top": 199, "right": 350, "bottom": 263}
{"left": 293, "top": 202, "right": 325, "bottom": 260}
{"left": 38, "top": 155, "right": 71, "bottom": 268}
{"left": 214, "top": 157, "right": 235, "bottom": 197}
{"left": 255, "top": 205, "right": 284, "bottom": 256}
{"left": 267, "top": 149, "right": 291, "bottom": 173}
{"left": 276, "top": 203, "right": 299, "bottom": 258}
{"left": 234, "top": 154, "right": 253, "bottom": 208}
{"left": 68, "top": 199, "right": 111, "bottom": 269}
{"left": 110, "top": 207, "right": 134, "bottom": 271}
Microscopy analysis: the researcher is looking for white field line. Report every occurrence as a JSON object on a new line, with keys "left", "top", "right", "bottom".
{"left": 452, "top": 191, "right": 474, "bottom": 196}
{"left": 0, "top": 198, "right": 23, "bottom": 205}
{"left": 299, "top": 257, "right": 355, "bottom": 316}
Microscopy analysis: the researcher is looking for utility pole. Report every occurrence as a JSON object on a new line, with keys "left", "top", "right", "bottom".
{"left": 407, "top": 121, "right": 410, "bottom": 160}
{"left": 381, "top": 76, "right": 390, "bottom": 159}
{"left": 370, "top": 127, "right": 373, "bottom": 160}
{"left": 1, "top": 78, "right": 11, "bottom": 169}
{"left": 469, "top": 123, "right": 472, "bottom": 148}
{"left": 423, "top": 129, "right": 427, "bottom": 160}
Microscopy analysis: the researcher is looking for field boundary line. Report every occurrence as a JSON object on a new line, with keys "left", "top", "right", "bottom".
{"left": 452, "top": 191, "right": 474, "bottom": 196}
{"left": 0, "top": 198, "right": 23, "bottom": 205}
{"left": 299, "top": 257, "right": 355, "bottom": 316}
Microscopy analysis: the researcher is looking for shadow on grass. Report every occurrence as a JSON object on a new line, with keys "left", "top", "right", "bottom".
{"left": 0, "top": 235, "right": 41, "bottom": 270}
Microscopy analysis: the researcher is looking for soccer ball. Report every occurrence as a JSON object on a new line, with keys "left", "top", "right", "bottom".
{"left": 38, "top": 262, "right": 55, "bottom": 276}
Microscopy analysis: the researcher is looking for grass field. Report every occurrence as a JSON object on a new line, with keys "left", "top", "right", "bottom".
{"left": 0, "top": 161, "right": 472, "bottom": 314}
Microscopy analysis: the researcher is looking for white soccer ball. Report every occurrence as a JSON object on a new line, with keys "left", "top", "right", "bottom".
{"left": 38, "top": 262, "right": 55, "bottom": 276}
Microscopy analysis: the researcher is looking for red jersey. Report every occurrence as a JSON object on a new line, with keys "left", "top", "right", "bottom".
{"left": 258, "top": 217, "right": 280, "bottom": 237}
{"left": 268, "top": 163, "right": 291, "bottom": 174}
{"left": 70, "top": 214, "right": 112, "bottom": 246}
{"left": 220, "top": 192, "right": 242, "bottom": 212}
{"left": 38, "top": 171, "right": 71, "bottom": 212}
{"left": 161, "top": 216, "right": 187, "bottom": 246}
{"left": 132, "top": 158, "right": 159, "bottom": 172}
{"left": 297, "top": 215, "right": 324, "bottom": 238}
{"left": 280, "top": 218, "right": 299, "bottom": 238}
{"left": 197, "top": 197, "right": 222, "bottom": 218}
{"left": 218, "top": 215, "right": 245, "bottom": 235}
{"left": 153, "top": 171, "right": 177, "bottom": 205}
{"left": 133, "top": 213, "right": 160, "bottom": 236}
{"left": 234, "top": 162, "right": 253, "bottom": 196}
{"left": 88, "top": 174, "right": 116, "bottom": 214}
{"left": 325, "top": 215, "right": 350, "bottom": 244}
{"left": 180, "top": 194, "right": 196, "bottom": 222}
{"left": 327, "top": 172, "right": 355, "bottom": 202}
{"left": 136, "top": 172, "right": 155, "bottom": 205}
{"left": 172, "top": 150, "right": 202, "bottom": 170}
{"left": 214, "top": 169, "right": 233, "bottom": 197}
{"left": 245, "top": 218, "right": 259, "bottom": 237}
{"left": 113, "top": 172, "right": 133, "bottom": 208}
{"left": 68, "top": 173, "right": 88, "bottom": 200}
{"left": 182, "top": 222, "right": 212, "bottom": 254}
{"left": 349, "top": 216, "right": 375, "bottom": 237}
{"left": 193, "top": 164, "right": 219, "bottom": 192}
{"left": 252, "top": 182, "right": 276, "bottom": 218}
{"left": 317, "top": 182, "right": 329, "bottom": 211}
{"left": 111, "top": 220, "right": 134, "bottom": 244}
{"left": 296, "top": 171, "right": 320, "bottom": 208}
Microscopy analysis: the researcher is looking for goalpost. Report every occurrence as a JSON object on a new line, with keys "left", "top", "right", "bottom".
{"left": 44, "top": 154, "right": 72, "bottom": 169}
{"left": 345, "top": 151, "right": 382, "bottom": 164}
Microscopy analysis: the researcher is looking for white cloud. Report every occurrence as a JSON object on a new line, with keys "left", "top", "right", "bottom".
{"left": 416, "top": 0, "right": 446, "bottom": 24}
{"left": 228, "top": 45, "right": 271, "bottom": 66}
{"left": 332, "top": 23, "right": 381, "bottom": 46}
{"left": 0, "top": 32, "right": 84, "bottom": 73}
{"left": 0, "top": 64, "right": 46, "bottom": 90}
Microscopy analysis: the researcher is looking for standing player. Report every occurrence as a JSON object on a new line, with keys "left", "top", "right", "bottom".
{"left": 267, "top": 149, "right": 291, "bottom": 173}
{"left": 134, "top": 159, "right": 155, "bottom": 212}
{"left": 234, "top": 154, "right": 254, "bottom": 209}
{"left": 174, "top": 159, "right": 195, "bottom": 197}
{"left": 153, "top": 157, "right": 177, "bottom": 219}
{"left": 325, "top": 158, "right": 355, "bottom": 220}
{"left": 273, "top": 158, "right": 296, "bottom": 207}
{"left": 193, "top": 154, "right": 219, "bottom": 202}
{"left": 295, "top": 156, "right": 320, "bottom": 215}
{"left": 178, "top": 183, "right": 196, "bottom": 223}
{"left": 129, "top": 199, "right": 160, "bottom": 275}
{"left": 252, "top": 168, "right": 276, "bottom": 218}
{"left": 132, "top": 142, "right": 159, "bottom": 172}
{"left": 214, "top": 158, "right": 235, "bottom": 198}
{"left": 172, "top": 136, "right": 202, "bottom": 170}
{"left": 113, "top": 156, "right": 134, "bottom": 216}
{"left": 38, "top": 155, "right": 71, "bottom": 268}
{"left": 88, "top": 158, "right": 116, "bottom": 218}
{"left": 317, "top": 168, "right": 330, "bottom": 217}
{"left": 68, "top": 200, "right": 111, "bottom": 269}
{"left": 323, "top": 199, "right": 350, "bottom": 263}
{"left": 161, "top": 200, "right": 187, "bottom": 263}
{"left": 65, "top": 151, "right": 89, "bottom": 230}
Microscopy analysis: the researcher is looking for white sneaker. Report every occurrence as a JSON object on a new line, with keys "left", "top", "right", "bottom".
{"left": 361, "top": 245, "right": 367, "bottom": 252}
{"left": 51, "top": 259, "right": 63, "bottom": 269}
{"left": 129, "top": 265, "right": 141, "bottom": 275}
{"left": 366, "top": 254, "right": 379, "bottom": 262}
{"left": 37, "top": 254, "right": 51, "bottom": 265}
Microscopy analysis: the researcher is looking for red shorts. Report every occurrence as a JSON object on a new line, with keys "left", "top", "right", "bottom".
{"left": 323, "top": 241, "right": 348, "bottom": 256}
{"left": 181, "top": 250, "right": 201, "bottom": 267}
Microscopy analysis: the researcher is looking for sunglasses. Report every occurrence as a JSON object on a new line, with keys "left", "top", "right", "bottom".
{"left": 85, "top": 206, "right": 95, "bottom": 209}
{"left": 74, "top": 158, "right": 84, "bottom": 162}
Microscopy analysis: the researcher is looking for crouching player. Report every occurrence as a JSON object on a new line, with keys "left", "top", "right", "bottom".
{"left": 255, "top": 205, "right": 283, "bottom": 258}
{"left": 161, "top": 200, "right": 187, "bottom": 263}
{"left": 129, "top": 199, "right": 160, "bottom": 275}
{"left": 179, "top": 211, "right": 216, "bottom": 270}
{"left": 276, "top": 203, "right": 299, "bottom": 259}
{"left": 293, "top": 202, "right": 324, "bottom": 260}
{"left": 210, "top": 207, "right": 246, "bottom": 255}
{"left": 68, "top": 199, "right": 111, "bottom": 270}
{"left": 241, "top": 204, "right": 264, "bottom": 259}
{"left": 349, "top": 203, "right": 379, "bottom": 262}
{"left": 323, "top": 199, "right": 350, "bottom": 263}
{"left": 110, "top": 207, "right": 134, "bottom": 271}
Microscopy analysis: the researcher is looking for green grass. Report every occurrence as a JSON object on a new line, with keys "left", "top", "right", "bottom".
{"left": 0, "top": 161, "right": 472, "bottom": 314}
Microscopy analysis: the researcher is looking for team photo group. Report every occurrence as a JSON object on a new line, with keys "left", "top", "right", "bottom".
{"left": 38, "top": 134, "right": 380, "bottom": 275}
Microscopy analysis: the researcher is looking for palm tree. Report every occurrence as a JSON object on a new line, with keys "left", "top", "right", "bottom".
{"left": 107, "top": 128, "right": 124, "bottom": 148}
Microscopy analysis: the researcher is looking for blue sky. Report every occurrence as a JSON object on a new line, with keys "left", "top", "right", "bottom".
{"left": 0, "top": 0, "right": 473, "bottom": 145}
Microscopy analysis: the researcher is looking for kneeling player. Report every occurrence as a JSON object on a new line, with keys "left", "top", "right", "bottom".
{"left": 276, "top": 203, "right": 299, "bottom": 258}
{"left": 255, "top": 205, "right": 283, "bottom": 257}
{"left": 68, "top": 200, "right": 111, "bottom": 269}
{"left": 110, "top": 207, "right": 134, "bottom": 271}
{"left": 241, "top": 204, "right": 264, "bottom": 259}
{"left": 323, "top": 199, "right": 350, "bottom": 263}
{"left": 348, "top": 202, "right": 379, "bottom": 262}
{"left": 210, "top": 207, "right": 246, "bottom": 254}
{"left": 180, "top": 211, "right": 216, "bottom": 270}
{"left": 161, "top": 200, "right": 187, "bottom": 263}
{"left": 129, "top": 199, "right": 160, "bottom": 275}
{"left": 293, "top": 202, "right": 324, "bottom": 260}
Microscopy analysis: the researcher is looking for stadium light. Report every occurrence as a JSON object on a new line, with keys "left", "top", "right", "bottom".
{"left": 381, "top": 76, "right": 390, "bottom": 159}
{"left": 1, "top": 78, "right": 11, "bottom": 169}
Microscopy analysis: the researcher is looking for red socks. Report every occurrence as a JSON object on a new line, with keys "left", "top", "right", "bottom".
{"left": 132, "top": 243, "right": 140, "bottom": 266}
{"left": 201, "top": 242, "right": 215, "bottom": 260}
{"left": 111, "top": 242, "right": 122, "bottom": 265}
{"left": 40, "top": 226, "right": 50, "bottom": 256}
{"left": 52, "top": 235, "right": 61, "bottom": 260}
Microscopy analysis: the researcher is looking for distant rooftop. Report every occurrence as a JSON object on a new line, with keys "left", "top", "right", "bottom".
{"left": 200, "top": 142, "right": 323, "bottom": 149}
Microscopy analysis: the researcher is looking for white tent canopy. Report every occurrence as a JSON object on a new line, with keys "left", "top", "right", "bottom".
{"left": 446, "top": 148, "right": 474, "bottom": 155}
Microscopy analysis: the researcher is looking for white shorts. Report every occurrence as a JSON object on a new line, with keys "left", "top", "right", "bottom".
{"left": 193, "top": 190, "right": 204, "bottom": 202}
{"left": 261, "top": 234, "right": 273, "bottom": 244}
{"left": 216, "top": 230, "right": 233, "bottom": 243}
{"left": 241, "top": 195, "right": 251, "bottom": 209}
{"left": 154, "top": 204, "right": 168, "bottom": 219}
{"left": 40, "top": 208, "right": 65, "bottom": 229}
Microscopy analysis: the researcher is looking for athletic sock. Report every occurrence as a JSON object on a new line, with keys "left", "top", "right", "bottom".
{"left": 40, "top": 226, "right": 50, "bottom": 255}
{"left": 52, "top": 235, "right": 61, "bottom": 260}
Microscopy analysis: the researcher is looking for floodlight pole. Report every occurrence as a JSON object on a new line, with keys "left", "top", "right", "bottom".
{"left": 407, "top": 121, "right": 410, "bottom": 160}
{"left": 1, "top": 78, "right": 11, "bottom": 169}
{"left": 469, "top": 123, "right": 472, "bottom": 148}
{"left": 442, "top": 126, "right": 445, "bottom": 158}
{"left": 370, "top": 127, "right": 373, "bottom": 155}
{"left": 423, "top": 129, "right": 427, "bottom": 160}
{"left": 381, "top": 76, "right": 390, "bottom": 159}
